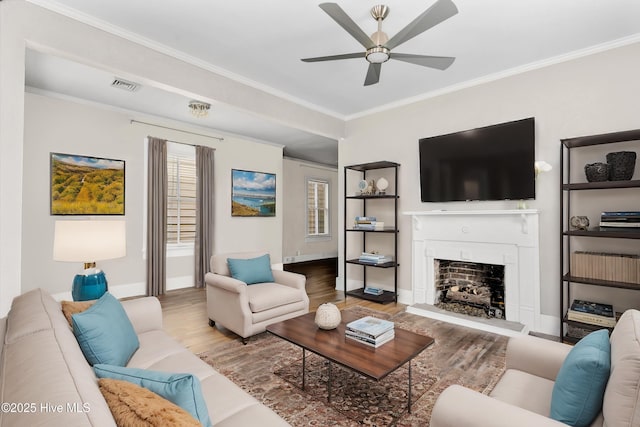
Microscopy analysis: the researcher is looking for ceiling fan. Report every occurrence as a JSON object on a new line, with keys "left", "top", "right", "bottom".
{"left": 302, "top": 0, "right": 458, "bottom": 86}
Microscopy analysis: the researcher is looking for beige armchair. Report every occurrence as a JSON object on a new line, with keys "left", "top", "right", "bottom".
{"left": 205, "top": 251, "right": 309, "bottom": 344}
{"left": 431, "top": 309, "right": 640, "bottom": 427}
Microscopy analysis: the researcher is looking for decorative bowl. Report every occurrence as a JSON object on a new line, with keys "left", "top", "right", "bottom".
{"left": 606, "top": 151, "right": 636, "bottom": 181}
{"left": 584, "top": 162, "right": 609, "bottom": 182}
{"left": 314, "top": 303, "right": 341, "bottom": 330}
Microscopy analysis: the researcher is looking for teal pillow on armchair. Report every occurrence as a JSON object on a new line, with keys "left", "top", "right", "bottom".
{"left": 550, "top": 329, "right": 611, "bottom": 427}
{"left": 227, "top": 254, "right": 274, "bottom": 285}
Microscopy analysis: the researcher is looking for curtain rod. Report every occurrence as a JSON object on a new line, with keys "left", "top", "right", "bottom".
{"left": 130, "top": 119, "right": 224, "bottom": 141}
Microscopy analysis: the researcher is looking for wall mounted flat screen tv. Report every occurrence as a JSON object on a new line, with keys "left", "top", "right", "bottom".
{"left": 419, "top": 117, "right": 535, "bottom": 202}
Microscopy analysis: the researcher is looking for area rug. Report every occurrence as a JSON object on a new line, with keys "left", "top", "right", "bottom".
{"left": 199, "top": 307, "right": 508, "bottom": 426}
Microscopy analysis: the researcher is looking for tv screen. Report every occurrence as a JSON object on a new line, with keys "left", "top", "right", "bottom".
{"left": 419, "top": 117, "right": 535, "bottom": 202}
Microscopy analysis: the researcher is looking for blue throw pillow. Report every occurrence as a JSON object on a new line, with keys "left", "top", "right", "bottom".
{"left": 94, "top": 364, "right": 212, "bottom": 427}
{"left": 227, "top": 254, "right": 274, "bottom": 285}
{"left": 550, "top": 329, "right": 611, "bottom": 427}
{"left": 72, "top": 292, "right": 139, "bottom": 366}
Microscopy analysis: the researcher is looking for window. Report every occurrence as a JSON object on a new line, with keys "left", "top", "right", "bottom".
{"left": 167, "top": 142, "right": 196, "bottom": 245}
{"left": 307, "top": 178, "right": 329, "bottom": 237}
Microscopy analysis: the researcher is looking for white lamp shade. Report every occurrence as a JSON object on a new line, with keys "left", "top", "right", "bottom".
{"left": 53, "top": 220, "right": 126, "bottom": 263}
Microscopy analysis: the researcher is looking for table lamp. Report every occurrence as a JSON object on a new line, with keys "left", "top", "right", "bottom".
{"left": 53, "top": 220, "right": 126, "bottom": 301}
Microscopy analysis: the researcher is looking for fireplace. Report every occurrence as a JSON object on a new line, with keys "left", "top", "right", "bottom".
{"left": 404, "top": 210, "right": 540, "bottom": 335}
{"left": 435, "top": 260, "right": 505, "bottom": 319}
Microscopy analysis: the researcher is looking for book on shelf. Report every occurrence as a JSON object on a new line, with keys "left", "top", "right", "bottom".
{"left": 359, "top": 252, "right": 393, "bottom": 263}
{"left": 601, "top": 211, "right": 640, "bottom": 217}
{"left": 354, "top": 221, "right": 385, "bottom": 230}
{"left": 354, "top": 216, "right": 377, "bottom": 222}
{"left": 599, "top": 215, "right": 640, "bottom": 222}
{"left": 363, "top": 286, "right": 384, "bottom": 295}
{"left": 599, "top": 222, "right": 640, "bottom": 227}
{"left": 346, "top": 328, "right": 395, "bottom": 347}
{"left": 346, "top": 316, "right": 394, "bottom": 339}
{"left": 567, "top": 310, "right": 617, "bottom": 328}
{"left": 570, "top": 299, "right": 614, "bottom": 317}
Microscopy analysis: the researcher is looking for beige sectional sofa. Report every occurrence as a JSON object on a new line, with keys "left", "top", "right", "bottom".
{"left": 0, "top": 288, "right": 289, "bottom": 426}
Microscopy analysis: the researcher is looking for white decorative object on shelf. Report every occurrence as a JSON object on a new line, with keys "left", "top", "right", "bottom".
{"left": 376, "top": 177, "right": 389, "bottom": 194}
{"left": 315, "top": 303, "right": 341, "bottom": 330}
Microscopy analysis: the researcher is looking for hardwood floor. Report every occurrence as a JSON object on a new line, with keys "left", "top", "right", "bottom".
{"left": 157, "top": 258, "right": 406, "bottom": 354}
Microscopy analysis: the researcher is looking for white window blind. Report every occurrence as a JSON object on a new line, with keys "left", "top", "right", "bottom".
{"left": 167, "top": 143, "right": 196, "bottom": 245}
{"left": 307, "top": 179, "right": 329, "bottom": 236}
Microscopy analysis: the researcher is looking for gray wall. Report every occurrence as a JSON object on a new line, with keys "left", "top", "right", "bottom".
{"left": 23, "top": 91, "right": 285, "bottom": 298}
{"left": 341, "top": 42, "right": 640, "bottom": 333}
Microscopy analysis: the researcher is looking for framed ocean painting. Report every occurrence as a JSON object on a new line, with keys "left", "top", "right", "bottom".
{"left": 231, "top": 169, "right": 276, "bottom": 217}
{"left": 50, "top": 152, "right": 125, "bottom": 215}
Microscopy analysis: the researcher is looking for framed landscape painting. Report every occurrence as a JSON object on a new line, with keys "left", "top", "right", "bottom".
{"left": 231, "top": 169, "right": 276, "bottom": 217}
{"left": 50, "top": 153, "right": 125, "bottom": 215}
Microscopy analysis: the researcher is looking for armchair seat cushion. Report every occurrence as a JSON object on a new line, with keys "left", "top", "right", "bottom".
{"left": 490, "top": 369, "right": 555, "bottom": 417}
{"left": 248, "top": 283, "right": 305, "bottom": 313}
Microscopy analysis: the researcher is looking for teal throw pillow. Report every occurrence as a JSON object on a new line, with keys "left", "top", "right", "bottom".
{"left": 94, "top": 364, "right": 212, "bottom": 427}
{"left": 550, "top": 329, "right": 611, "bottom": 427}
{"left": 72, "top": 292, "right": 139, "bottom": 366}
{"left": 227, "top": 254, "right": 274, "bottom": 285}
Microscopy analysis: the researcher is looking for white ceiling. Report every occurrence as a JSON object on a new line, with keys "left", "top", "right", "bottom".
{"left": 24, "top": 0, "right": 640, "bottom": 166}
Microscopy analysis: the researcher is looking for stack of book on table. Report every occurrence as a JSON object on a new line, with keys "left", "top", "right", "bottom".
{"left": 599, "top": 211, "right": 640, "bottom": 229}
{"left": 567, "top": 299, "right": 616, "bottom": 328}
{"left": 353, "top": 216, "right": 385, "bottom": 230}
{"left": 346, "top": 316, "right": 395, "bottom": 348}
{"left": 359, "top": 252, "right": 393, "bottom": 265}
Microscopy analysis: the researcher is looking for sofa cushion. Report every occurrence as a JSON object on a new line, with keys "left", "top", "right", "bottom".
{"left": 94, "top": 364, "right": 212, "bottom": 427}
{"left": 98, "top": 378, "right": 201, "bottom": 427}
{"left": 247, "top": 283, "right": 304, "bottom": 313}
{"left": 490, "top": 369, "right": 555, "bottom": 417}
{"left": 227, "top": 254, "right": 274, "bottom": 285}
{"left": 72, "top": 292, "right": 139, "bottom": 366}
{"left": 602, "top": 309, "right": 640, "bottom": 427}
{"left": 550, "top": 329, "right": 610, "bottom": 427}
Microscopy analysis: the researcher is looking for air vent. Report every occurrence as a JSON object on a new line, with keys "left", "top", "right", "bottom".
{"left": 111, "top": 78, "right": 140, "bottom": 92}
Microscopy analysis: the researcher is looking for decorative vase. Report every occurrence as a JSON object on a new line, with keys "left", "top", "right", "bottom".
{"left": 584, "top": 162, "right": 609, "bottom": 182}
{"left": 314, "top": 303, "right": 341, "bottom": 330}
{"left": 570, "top": 216, "right": 590, "bottom": 231}
{"left": 606, "top": 151, "right": 636, "bottom": 181}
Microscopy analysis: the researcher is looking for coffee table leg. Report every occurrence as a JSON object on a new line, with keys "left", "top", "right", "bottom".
{"left": 408, "top": 360, "right": 412, "bottom": 414}
{"left": 302, "top": 348, "right": 306, "bottom": 390}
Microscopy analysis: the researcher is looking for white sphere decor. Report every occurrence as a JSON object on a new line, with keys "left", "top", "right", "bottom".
{"left": 314, "top": 303, "right": 341, "bottom": 330}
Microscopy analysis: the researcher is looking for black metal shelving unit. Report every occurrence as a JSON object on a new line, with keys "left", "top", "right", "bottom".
{"left": 344, "top": 161, "right": 399, "bottom": 304}
{"left": 560, "top": 129, "right": 640, "bottom": 342}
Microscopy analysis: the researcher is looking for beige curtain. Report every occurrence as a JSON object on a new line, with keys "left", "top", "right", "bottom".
{"left": 147, "top": 137, "right": 167, "bottom": 296}
{"left": 195, "top": 145, "right": 215, "bottom": 287}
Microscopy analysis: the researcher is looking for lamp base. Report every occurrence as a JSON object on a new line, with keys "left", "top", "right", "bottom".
{"left": 72, "top": 271, "right": 108, "bottom": 301}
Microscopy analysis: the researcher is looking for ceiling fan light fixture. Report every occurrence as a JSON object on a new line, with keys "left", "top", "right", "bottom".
{"left": 188, "top": 100, "right": 210, "bottom": 118}
{"left": 366, "top": 46, "right": 390, "bottom": 64}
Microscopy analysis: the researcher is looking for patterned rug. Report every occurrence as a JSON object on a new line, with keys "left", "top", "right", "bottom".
{"left": 199, "top": 307, "right": 508, "bottom": 426}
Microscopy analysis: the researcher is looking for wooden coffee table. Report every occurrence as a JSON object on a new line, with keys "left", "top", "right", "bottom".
{"left": 266, "top": 310, "right": 434, "bottom": 413}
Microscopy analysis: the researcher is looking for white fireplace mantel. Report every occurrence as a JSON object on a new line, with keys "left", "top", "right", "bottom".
{"left": 403, "top": 210, "right": 540, "bottom": 334}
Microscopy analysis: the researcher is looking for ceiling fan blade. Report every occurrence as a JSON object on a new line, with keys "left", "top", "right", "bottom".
{"left": 386, "top": 0, "right": 458, "bottom": 50}
{"left": 319, "top": 3, "right": 376, "bottom": 50}
{"left": 364, "top": 63, "right": 382, "bottom": 86}
{"left": 301, "top": 52, "right": 364, "bottom": 62}
{"left": 391, "top": 53, "right": 455, "bottom": 70}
